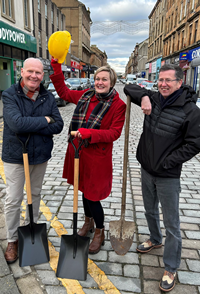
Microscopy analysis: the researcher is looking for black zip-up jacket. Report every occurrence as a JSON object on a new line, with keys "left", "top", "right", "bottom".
{"left": 124, "top": 84, "right": 200, "bottom": 178}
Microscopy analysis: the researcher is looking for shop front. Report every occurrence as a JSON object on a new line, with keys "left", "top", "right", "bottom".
{"left": 186, "top": 47, "right": 200, "bottom": 95}
{"left": 0, "top": 20, "right": 37, "bottom": 92}
{"left": 71, "top": 60, "right": 81, "bottom": 78}
{"left": 156, "top": 57, "right": 162, "bottom": 81}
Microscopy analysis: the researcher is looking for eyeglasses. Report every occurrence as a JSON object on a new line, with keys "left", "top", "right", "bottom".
{"left": 158, "top": 79, "right": 179, "bottom": 84}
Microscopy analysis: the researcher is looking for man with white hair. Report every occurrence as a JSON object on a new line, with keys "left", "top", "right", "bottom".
{"left": 2, "top": 58, "right": 63, "bottom": 264}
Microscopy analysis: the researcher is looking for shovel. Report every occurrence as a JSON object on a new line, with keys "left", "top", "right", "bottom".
{"left": 17, "top": 135, "right": 50, "bottom": 267}
{"left": 109, "top": 95, "right": 135, "bottom": 255}
{"left": 56, "top": 132, "right": 90, "bottom": 280}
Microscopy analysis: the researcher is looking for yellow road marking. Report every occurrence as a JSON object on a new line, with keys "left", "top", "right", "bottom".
{"left": 0, "top": 123, "right": 121, "bottom": 294}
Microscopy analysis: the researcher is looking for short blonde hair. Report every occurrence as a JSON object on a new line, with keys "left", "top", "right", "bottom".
{"left": 94, "top": 65, "right": 117, "bottom": 87}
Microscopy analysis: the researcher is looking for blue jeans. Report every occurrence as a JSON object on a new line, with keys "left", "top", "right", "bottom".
{"left": 141, "top": 168, "right": 182, "bottom": 272}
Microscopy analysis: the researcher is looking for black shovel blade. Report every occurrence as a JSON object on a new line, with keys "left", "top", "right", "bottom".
{"left": 56, "top": 234, "right": 90, "bottom": 281}
{"left": 18, "top": 222, "right": 50, "bottom": 267}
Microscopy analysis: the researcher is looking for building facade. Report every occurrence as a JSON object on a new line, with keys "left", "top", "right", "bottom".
{"left": 90, "top": 45, "right": 107, "bottom": 74}
{"left": 53, "top": 0, "right": 92, "bottom": 78}
{"left": 34, "top": 0, "right": 67, "bottom": 81}
{"left": 0, "top": 0, "right": 36, "bottom": 91}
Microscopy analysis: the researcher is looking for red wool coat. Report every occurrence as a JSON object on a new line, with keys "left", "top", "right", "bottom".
{"left": 50, "top": 73, "right": 126, "bottom": 201}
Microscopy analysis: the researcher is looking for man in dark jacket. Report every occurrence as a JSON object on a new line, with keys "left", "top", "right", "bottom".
{"left": 2, "top": 58, "right": 63, "bottom": 264}
{"left": 124, "top": 64, "right": 200, "bottom": 292}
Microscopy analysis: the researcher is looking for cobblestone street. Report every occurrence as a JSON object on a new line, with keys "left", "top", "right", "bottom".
{"left": 0, "top": 84, "right": 200, "bottom": 293}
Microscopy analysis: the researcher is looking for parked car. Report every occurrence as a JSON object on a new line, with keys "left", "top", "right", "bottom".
{"left": 90, "top": 77, "right": 95, "bottom": 88}
{"left": 126, "top": 74, "right": 137, "bottom": 85}
{"left": 136, "top": 78, "right": 148, "bottom": 85}
{"left": 140, "top": 81, "right": 155, "bottom": 90}
{"left": 151, "top": 82, "right": 158, "bottom": 92}
{"left": 67, "top": 78, "right": 84, "bottom": 90}
{"left": 47, "top": 82, "right": 69, "bottom": 107}
{"left": 80, "top": 78, "right": 91, "bottom": 89}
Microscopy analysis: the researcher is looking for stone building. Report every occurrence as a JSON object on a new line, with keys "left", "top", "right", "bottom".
{"left": 90, "top": 45, "right": 107, "bottom": 73}
{"left": 33, "top": 0, "right": 67, "bottom": 80}
{"left": 53, "top": 0, "right": 92, "bottom": 78}
{"left": 148, "top": 0, "right": 165, "bottom": 81}
{"left": 0, "top": 0, "right": 36, "bottom": 91}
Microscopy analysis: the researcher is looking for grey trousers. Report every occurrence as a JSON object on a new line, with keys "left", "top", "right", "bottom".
{"left": 141, "top": 167, "right": 182, "bottom": 272}
{"left": 4, "top": 161, "right": 48, "bottom": 242}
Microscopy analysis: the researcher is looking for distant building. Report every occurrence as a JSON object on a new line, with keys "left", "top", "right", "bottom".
{"left": 33, "top": 0, "right": 67, "bottom": 80}
{"left": 90, "top": 45, "right": 107, "bottom": 73}
{"left": 53, "top": 0, "right": 92, "bottom": 78}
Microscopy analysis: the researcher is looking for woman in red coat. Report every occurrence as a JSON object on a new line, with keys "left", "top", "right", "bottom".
{"left": 50, "top": 60, "right": 126, "bottom": 254}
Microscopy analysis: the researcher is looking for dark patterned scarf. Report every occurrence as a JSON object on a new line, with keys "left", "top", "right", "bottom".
{"left": 69, "top": 88, "right": 116, "bottom": 133}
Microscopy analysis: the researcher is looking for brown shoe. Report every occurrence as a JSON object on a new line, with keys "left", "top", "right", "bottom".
{"left": 89, "top": 228, "right": 105, "bottom": 254}
{"left": 4, "top": 240, "right": 18, "bottom": 264}
{"left": 78, "top": 216, "right": 95, "bottom": 237}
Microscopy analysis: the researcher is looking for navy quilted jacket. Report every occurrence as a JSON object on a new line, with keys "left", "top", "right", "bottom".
{"left": 2, "top": 81, "right": 64, "bottom": 165}
{"left": 124, "top": 84, "right": 200, "bottom": 178}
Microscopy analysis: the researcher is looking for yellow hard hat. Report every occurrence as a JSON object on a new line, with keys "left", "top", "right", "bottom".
{"left": 48, "top": 31, "right": 71, "bottom": 64}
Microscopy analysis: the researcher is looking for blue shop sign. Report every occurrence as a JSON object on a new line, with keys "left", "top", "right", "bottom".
{"left": 141, "top": 71, "right": 146, "bottom": 77}
{"left": 188, "top": 47, "right": 200, "bottom": 61}
{"left": 179, "top": 52, "right": 188, "bottom": 60}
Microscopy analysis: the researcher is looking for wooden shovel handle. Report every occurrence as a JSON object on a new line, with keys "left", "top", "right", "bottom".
{"left": 121, "top": 95, "right": 131, "bottom": 219}
{"left": 73, "top": 158, "right": 79, "bottom": 213}
{"left": 23, "top": 153, "right": 32, "bottom": 205}
{"left": 71, "top": 131, "right": 76, "bottom": 136}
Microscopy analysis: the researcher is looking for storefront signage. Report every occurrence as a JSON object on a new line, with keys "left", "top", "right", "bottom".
{"left": 0, "top": 20, "right": 37, "bottom": 53}
{"left": 152, "top": 61, "right": 156, "bottom": 73}
{"left": 145, "top": 63, "right": 149, "bottom": 69}
{"left": 71, "top": 60, "right": 80, "bottom": 69}
{"left": 179, "top": 52, "right": 188, "bottom": 60}
{"left": 149, "top": 63, "right": 152, "bottom": 74}
{"left": 188, "top": 46, "right": 200, "bottom": 61}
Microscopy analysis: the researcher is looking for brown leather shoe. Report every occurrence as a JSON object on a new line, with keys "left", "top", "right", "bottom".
{"left": 89, "top": 228, "right": 105, "bottom": 254}
{"left": 78, "top": 216, "right": 95, "bottom": 237}
{"left": 4, "top": 240, "right": 18, "bottom": 264}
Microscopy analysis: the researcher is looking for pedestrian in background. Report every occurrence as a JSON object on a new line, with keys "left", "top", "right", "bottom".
{"left": 50, "top": 59, "right": 126, "bottom": 254}
{"left": 2, "top": 58, "right": 64, "bottom": 264}
{"left": 124, "top": 64, "right": 200, "bottom": 292}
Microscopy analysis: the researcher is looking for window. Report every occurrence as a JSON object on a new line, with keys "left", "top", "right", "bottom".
{"left": 38, "top": 0, "right": 40, "bottom": 12}
{"left": 184, "top": 0, "right": 187, "bottom": 17}
{"left": 181, "top": 30, "right": 185, "bottom": 47}
{"left": 45, "top": 1, "right": 48, "bottom": 19}
{"left": 192, "top": 0, "right": 195, "bottom": 10}
{"left": 189, "top": 24, "right": 193, "bottom": 45}
{"left": 194, "top": 20, "right": 198, "bottom": 43}
{"left": 178, "top": 32, "right": 180, "bottom": 50}
{"left": 1, "top": 0, "right": 14, "bottom": 20}
{"left": 57, "top": 9, "right": 59, "bottom": 28}
{"left": 180, "top": 2, "right": 183, "bottom": 21}
{"left": 24, "top": 0, "right": 30, "bottom": 29}
{"left": 51, "top": 4, "right": 54, "bottom": 24}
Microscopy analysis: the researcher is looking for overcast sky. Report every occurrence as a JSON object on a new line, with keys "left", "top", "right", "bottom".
{"left": 81, "top": 0, "right": 155, "bottom": 74}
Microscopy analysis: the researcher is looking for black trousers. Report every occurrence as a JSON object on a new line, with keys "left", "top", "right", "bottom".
{"left": 82, "top": 194, "right": 104, "bottom": 229}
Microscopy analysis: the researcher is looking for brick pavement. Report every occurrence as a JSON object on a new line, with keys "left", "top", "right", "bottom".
{"left": 0, "top": 84, "right": 200, "bottom": 293}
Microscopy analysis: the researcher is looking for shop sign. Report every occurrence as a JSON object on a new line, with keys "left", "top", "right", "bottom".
{"left": 188, "top": 46, "right": 200, "bottom": 61}
{"left": 179, "top": 52, "right": 188, "bottom": 60}
{"left": 141, "top": 71, "right": 146, "bottom": 77}
{"left": 71, "top": 60, "right": 80, "bottom": 69}
{"left": 145, "top": 63, "right": 149, "bottom": 69}
{"left": 149, "top": 63, "right": 152, "bottom": 73}
{"left": 0, "top": 20, "right": 36, "bottom": 53}
{"left": 152, "top": 61, "right": 157, "bottom": 73}
{"left": 62, "top": 65, "right": 71, "bottom": 72}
